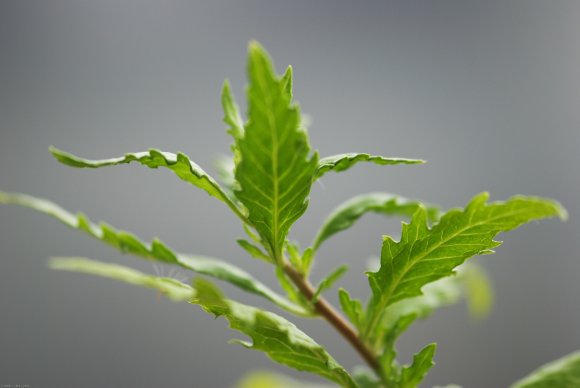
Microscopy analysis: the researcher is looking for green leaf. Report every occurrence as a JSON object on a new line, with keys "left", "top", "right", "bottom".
{"left": 365, "top": 192, "right": 567, "bottom": 337}
{"left": 312, "top": 265, "right": 349, "bottom": 303}
{"left": 49, "top": 258, "right": 356, "bottom": 387}
{"left": 315, "top": 154, "right": 424, "bottom": 179}
{"left": 312, "top": 193, "right": 439, "bottom": 252}
{"left": 237, "top": 239, "right": 272, "bottom": 263}
{"left": 511, "top": 351, "right": 580, "bottom": 388}
{"left": 233, "top": 41, "right": 318, "bottom": 260}
{"left": 49, "top": 147, "right": 247, "bottom": 221}
{"left": 194, "top": 279, "right": 357, "bottom": 388}
{"left": 49, "top": 257, "right": 194, "bottom": 302}
{"left": 0, "top": 191, "right": 308, "bottom": 316}
{"left": 222, "top": 80, "right": 244, "bottom": 139}
{"left": 338, "top": 288, "right": 365, "bottom": 331}
{"left": 400, "top": 343, "right": 437, "bottom": 388}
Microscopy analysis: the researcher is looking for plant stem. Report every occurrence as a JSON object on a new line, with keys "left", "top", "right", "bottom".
{"left": 282, "top": 263, "right": 380, "bottom": 372}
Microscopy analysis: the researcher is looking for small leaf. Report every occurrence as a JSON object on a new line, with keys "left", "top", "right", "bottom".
{"left": 400, "top": 343, "right": 437, "bottom": 387}
{"left": 312, "top": 265, "right": 349, "bottom": 303}
{"left": 49, "top": 257, "right": 194, "bottom": 302}
{"left": 338, "top": 288, "right": 364, "bottom": 331}
{"left": 315, "top": 153, "right": 424, "bottom": 179}
{"left": 233, "top": 41, "right": 318, "bottom": 260}
{"left": 222, "top": 80, "right": 244, "bottom": 139}
{"left": 49, "top": 147, "right": 247, "bottom": 221}
{"left": 511, "top": 351, "right": 580, "bottom": 388}
{"left": 312, "top": 193, "right": 439, "bottom": 252}
{"left": 365, "top": 192, "right": 567, "bottom": 338}
{"left": 194, "top": 279, "right": 357, "bottom": 388}
{"left": 237, "top": 239, "right": 272, "bottom": 263}
{"left": 0, "top": 191, "right": 307, "bottom": 316}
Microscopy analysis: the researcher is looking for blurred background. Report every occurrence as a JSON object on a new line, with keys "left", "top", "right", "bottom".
{"left": 0, "top": 1, "right": 578, "bottom": 387}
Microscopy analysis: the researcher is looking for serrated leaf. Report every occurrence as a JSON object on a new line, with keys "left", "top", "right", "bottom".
{"left": 511, "top": 351, "right": 580, "bottom": 388}
{"left": 233, "top": 42, "right": 318, "bottom": 260}
{"left": 0, "top": 191, "right": 308, "bottom": 316}
{"left": 237, "top": 239, "right": 272, "bottom": 263}
{"left": 312, "top": 193, "right": 439, "bottom": 252}
{"left": 365, "top": 192, "right": 567, "bottom": 337}
{"left": 49, "top": 147, "right": 247, "bottom": 221}
{"left": 193, "top": 279, "right": 357, "bottom": 388}
{"left": 49, "top": 257, "right": 195, "bottom": 301}
{"left": 400, "top": 343, "right": 437, "bottom": 388}
{"left": 48, "top": 258, "right": 355, "bottom": 387}
{"left": 315, "top": 154, "right": 424, "bottom": 179}
{"left": 222, "top": 80, "right": 244, "bottom": 139}
{"left": 338, "top": 288, "right": 365, "bottom": 331}
{"left": 312, "top": 265, "right": 348, "bottom": 303}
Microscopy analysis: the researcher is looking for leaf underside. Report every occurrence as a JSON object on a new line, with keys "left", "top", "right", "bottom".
{"left": 49, "top": 147, "right": 246, "bottom": 220}
{"left": 315, "top": 153, "right": 424, "bottom": 179}
{"left": 313, "top": 193, "right": 439, "bottom": 252}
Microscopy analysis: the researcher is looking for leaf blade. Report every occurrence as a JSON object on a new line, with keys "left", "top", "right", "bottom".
{"left": 312, "top": 265, "right": 349, "bottom": 303}
{"left": 316, "top": 153, "right": 424, "bottom": 179}
{"left": 0, "top": 191, "right": 307, "bottom": 315}
{"left": 50, "top": 257, "right": 194, "bottom": 302}
{"left": 49, "top": 147, "right": 247, "bottom": 221}
{"left": 194, "top": 279, "right": 357, "bottom": 388}
{"left": 365, "top": 192, "right": 566, "bottom": 337}
{"left": 233, "top": 42, "right": 318, "bottom": 260}
{"left": 312, "top": 193, "right": 439, "bottom": 252}
{"left": 511, "top": 351, "right": 580, "bottom": 388}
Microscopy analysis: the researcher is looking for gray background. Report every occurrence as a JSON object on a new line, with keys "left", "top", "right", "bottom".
{"left": 0, "top": 1, "right": 578, "bottom": 387}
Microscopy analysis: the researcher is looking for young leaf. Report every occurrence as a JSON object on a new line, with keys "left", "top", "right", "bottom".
{"left": 338, "top": 288, "right": 365, "bottom": 331}
{"left": 193, "top": 279, "right": 357, "bottom": 388}
{"left": 312, "top": 193, "right": 439, "bottom": 252}
{"left": 222, "top": 80, "right": 244, "bottom": 139}
{"left": 512, "top": 351, "right": 580, "bottom": 388}
{"left": 312, "top": 265, "right": 349, "bottom": 303}
{"left": 233, "top": 42, "right": 318, "bottom": 260}
{"left": 315, "top": 154, "right": 424, "bottom": 180}
{"left": 400, "top": 343, "right": 437, "bottom": 388}
{"left": 49, "top": 147, "right": 247, "bottom": 221}
{"left": 365, "top": 192, "right": 567, "bottom": 337}
{"left": 0, "top": 191, "right": 308, "bottom": 316}
{"left": 237, "top": 239, "right": 272, "bottom": 263}
{"left": 49, "top": 257, "right": 195, "bottom": 302}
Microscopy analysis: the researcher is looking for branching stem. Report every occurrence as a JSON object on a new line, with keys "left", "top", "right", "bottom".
{"left": 282, "top": 263, "right": 380, "bottom": 373}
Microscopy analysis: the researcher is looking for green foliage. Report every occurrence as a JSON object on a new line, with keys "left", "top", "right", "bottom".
{"left": 316, "top": 154, "right": 424, "bottom": 180}
{"left": 194, "top": 278, "right": 357, "bottom": 388}
{"left": 364, "top": 192, "right": 566, "bottom": 340}
{"left": 511, "top": 351, "right": 580, "bottom": 388}
{"left": 0, "top": 42, "right": 573, "bottom": 388}
{"left": 233, "top": 42, "right": 318, "bottom": 261}
{"left": 0, "top": 191, "right": 307, "bottom": 316}
{"left": 312, "top": 193, "right": 439, "bottom": 252}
